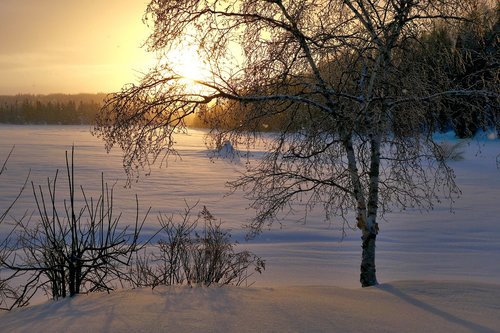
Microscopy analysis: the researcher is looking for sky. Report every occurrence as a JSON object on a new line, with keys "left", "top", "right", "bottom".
{"left": 0, "top": 0, "right": 154, "bottom": 95}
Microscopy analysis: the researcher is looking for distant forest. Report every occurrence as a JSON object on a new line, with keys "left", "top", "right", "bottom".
{"left": 0, "top": 93, "right": 107, "bottom": 125}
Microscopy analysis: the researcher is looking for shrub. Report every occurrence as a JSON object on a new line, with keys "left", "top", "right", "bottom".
{"left": 0, "top": 148, "right": 149, "bottom": 309}
{"left": 126, "top": 205, "right": 265, "bottom": 288}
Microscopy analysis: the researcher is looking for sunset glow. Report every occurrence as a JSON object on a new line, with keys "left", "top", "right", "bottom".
{"left": 161, "top": 43, "right": 215, "bottom": 95}
{"left": 0, "top": 1, "right": 154, "bottom": 94}
{"left": 166, "top": 45, "right": 211, "bottom": 83}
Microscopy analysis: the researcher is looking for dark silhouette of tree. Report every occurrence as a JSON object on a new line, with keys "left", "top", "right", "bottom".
{"left": 94, "top": 0, "right": 499, "bottom": 287}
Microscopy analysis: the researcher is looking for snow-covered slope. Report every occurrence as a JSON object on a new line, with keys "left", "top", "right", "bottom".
{"left": 1, "top": 281, "right": 499, "bottom": 333}
{"left": 1, "top": 126, "right": 499, "bottom": 332}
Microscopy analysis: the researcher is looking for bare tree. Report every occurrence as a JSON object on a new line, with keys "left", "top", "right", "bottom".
{"left": 0, "top": 148, "right": 149, "bottom": 308}
{"left": 94, "top": 0, "right": 499, "bottom": 287}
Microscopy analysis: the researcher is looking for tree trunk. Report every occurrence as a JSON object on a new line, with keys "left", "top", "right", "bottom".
{"left": 360, "top": 229, "right": 378, "bottom": 287}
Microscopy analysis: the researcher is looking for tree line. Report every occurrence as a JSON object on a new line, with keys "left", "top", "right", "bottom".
{"left": 0, "top": 94, "right": 106, "bottom": 125}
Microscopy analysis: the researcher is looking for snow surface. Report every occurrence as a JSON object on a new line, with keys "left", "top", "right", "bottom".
{"left": 1, "top": 281, "right": 499, "bottom": 332}
{"left": 1, "top": 125, "right": 500, "bottom": 332}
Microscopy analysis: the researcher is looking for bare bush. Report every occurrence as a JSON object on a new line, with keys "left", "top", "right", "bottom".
{"left": 0, "top": 148, "right": 150, "bottom": 309}
{"left": 1, "top": 147, "right": 263, "bottom": 310}
{"left": 126, "top": 205, "right": 265, "bottom": 288}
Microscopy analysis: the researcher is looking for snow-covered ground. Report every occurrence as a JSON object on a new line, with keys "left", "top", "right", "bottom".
{"left": 0, "top": 125, "right": 499, "bottom": 332}
{"left": 1, "top": 281, "right": 499, "bottom": 333}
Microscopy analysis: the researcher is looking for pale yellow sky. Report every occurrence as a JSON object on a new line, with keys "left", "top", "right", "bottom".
{"left": 0, "top": 0, "right": 154, "bottom": 94}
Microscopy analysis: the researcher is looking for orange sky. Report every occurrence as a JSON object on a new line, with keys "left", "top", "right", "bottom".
{"left": 0, "top": 0, "right": 154, "bottom": 94}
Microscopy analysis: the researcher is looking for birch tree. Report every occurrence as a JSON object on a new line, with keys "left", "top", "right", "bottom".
{"left": 94, "top": 0, "right": 499, "bottom": 287}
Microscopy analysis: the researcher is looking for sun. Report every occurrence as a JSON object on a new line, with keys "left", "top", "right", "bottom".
{"left": 164, "top": 44, "right": 212, "bottom": 91}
